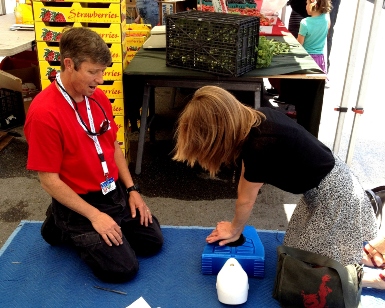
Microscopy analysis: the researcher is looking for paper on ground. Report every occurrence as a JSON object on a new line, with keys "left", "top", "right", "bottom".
{"left": 126, "top": 296, "right": 152, "bottom": 308}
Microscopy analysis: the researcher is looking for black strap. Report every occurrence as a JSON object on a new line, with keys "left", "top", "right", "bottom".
{"left": 277, "top": 246, "right": 359, "bottom": 308}
{"left": 366, "top": 188, "right": 383, "bottom": 229}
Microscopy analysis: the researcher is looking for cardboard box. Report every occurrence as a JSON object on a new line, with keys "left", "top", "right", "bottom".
{"left": 99, "top": 81, "right": 124, "bottom": 99}
{"left": 110, "top": 98, "right": 125, "bottom": 116}
{"left": 159, "top": 0, "right": 185, "bottom": 25}
{"left": 110, "top": 41, "right": 128, "bottom": 63}
{"left": 126, "top": 50, "right": 138, "bottom": 63}
{"left": 41, "top": 79, "right": 55, "bottom": 90}
{"left": 114, "top": 115, "right": 126, "bottom": 148}
{"left": 17, "top": 3, "right": 34, "bottom": 25}
{"left": 126, "top": 36, "right": 147, "bottom": 51}
{"left": 37, "top": 41, "right": 127, "bottom": 63}
{"left": 126, "top": 0, "right": 136, "bottom": 7}
{"left": 0, "top": 70, "right": 38, "bottom": 126}
{"left": 102, "top": 62, "right": 125, "bottom": 81}
{"left": 35, "top": 22, "right": 126, "bottom": 43}
{"left": 39, "top": 60, "right": 127, "bottom": 84}
{"left": 0, "top": 70, "right": 23, "bottom": 93}
{"left": 126, "top": 6, "right": 138, "bottom": 23}
{"left": 126, "top": 29, "right": 151, "bottom": 38}
{"left": 126, "top": 23, "right": 152, "bottom": 30}
{"left": 38, "top": 61, "right": 60, "bottom": 82}
{"left": 0, "top": 55, "right": 42, "bottom": 117}
{"left": 33, "top": 1, "right": 126, "bottom": 23}
{"left": 36, "top": 42, "right": 61, "bottom": 61}
{"left": 0, "top": 66, "right": 40, "bottom": 92}
{"left": 0, "top": 76, "right": 24, "bottom": 129}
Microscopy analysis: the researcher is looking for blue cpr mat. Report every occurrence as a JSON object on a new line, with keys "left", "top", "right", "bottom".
{"left": 0, "top": 221, "right": 384, "bottom": 307}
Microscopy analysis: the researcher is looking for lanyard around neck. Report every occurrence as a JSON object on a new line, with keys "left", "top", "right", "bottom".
{"left": 55, "top": 73, "right": 109, "bottom": 178}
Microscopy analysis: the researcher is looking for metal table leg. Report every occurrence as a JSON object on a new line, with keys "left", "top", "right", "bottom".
{"left": 135, "top": 84, "right": 151, "bottom": 175}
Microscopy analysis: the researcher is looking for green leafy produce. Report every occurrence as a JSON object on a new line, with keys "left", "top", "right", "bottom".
{"left": 256, "top": 36, "right": 290, "bottom": 68}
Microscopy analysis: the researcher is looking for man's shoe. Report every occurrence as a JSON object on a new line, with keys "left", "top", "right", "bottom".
{"left": 41, "top": 204, "right": 64, "bottom": 246}
{"left": 273, "top": 96, "right": 286, "bottom": 104}
{"left": 265, "top": 87, "right": 279, "bottom": 95}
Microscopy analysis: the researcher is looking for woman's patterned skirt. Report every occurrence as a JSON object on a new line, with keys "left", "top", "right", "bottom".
{"left": 284, "top": 156, "right": 378, "bottom": 265}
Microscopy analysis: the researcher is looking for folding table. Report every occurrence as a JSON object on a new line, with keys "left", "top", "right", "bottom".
{"left": 123, "top": 34, "right": 326, "bottom": 174}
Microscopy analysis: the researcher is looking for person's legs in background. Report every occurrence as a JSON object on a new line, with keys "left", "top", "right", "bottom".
{"left": 327, "top": 0, "right": 342, "bottom": 71}
{"left": 288, "top": 9, "right": 304, "bottom": 38}
{"left": 270, "top": 6, "right": 305, "bottom": 101}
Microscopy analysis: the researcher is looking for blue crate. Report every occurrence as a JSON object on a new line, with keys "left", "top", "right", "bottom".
{"left": 201, "top": 225, "right": 265, "bottom": 277}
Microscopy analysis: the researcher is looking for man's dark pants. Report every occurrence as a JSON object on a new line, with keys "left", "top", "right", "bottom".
{"left": 42, "top": 181, "right": 164, "bottom": 283}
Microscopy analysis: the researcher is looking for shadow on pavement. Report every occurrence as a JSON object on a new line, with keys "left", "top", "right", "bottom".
{"left": 129, "top": 139, "right": 240, "bottom": 201}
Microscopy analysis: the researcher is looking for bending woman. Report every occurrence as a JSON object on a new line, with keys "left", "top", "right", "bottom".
{"left": 173, "top": 85, "right": 381, "bottom": 286}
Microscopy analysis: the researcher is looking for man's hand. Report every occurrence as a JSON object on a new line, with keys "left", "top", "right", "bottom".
{"left": 128, "top": 191, "right": 153, "bottom": 226}
{"left": 206, "top": 221, "right": 243, "bottom": 246}
{"left": 89, "top": 212, "right": 123, "bottom": 246}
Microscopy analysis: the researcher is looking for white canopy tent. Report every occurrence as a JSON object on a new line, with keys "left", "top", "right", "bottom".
{"left": 333, "top": 0, "right": 384, "bottom": 165}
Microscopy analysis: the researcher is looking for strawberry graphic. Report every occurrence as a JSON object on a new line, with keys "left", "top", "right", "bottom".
{"left": 53, "top": 12, "right": 66, "bottom": 22}
{"left": 41, "top": 29, "right": 54, "bottom": 41}
{"left": 46, "top": 68, "right": 59, "bottom": 82}
{"left": 55, "top": 32, "right": 62, "bottom": 41}
{"left": 43, "top": 49, "right": 56, "bottom": 61}
{"left": 40, "top": 9, "right": 53, "bottom": 22}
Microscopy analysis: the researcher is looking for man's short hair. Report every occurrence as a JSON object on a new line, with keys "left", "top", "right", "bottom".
{"left": 59, "top": 27, "right": 112, "bottom": 71}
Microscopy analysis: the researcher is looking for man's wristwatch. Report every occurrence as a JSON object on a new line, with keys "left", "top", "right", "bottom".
{"left": 126, "top": 184, "right": 140, "bottom": 194}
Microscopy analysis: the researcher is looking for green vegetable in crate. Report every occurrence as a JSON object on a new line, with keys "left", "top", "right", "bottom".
{"left": 256, "top": 36, "right": 290, "bottom": 68}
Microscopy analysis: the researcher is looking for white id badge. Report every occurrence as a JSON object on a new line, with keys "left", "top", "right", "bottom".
{"left": 100, "top": 177, "right": 116, "bottom": 195}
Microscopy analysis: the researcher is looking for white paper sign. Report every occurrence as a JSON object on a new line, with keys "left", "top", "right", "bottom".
{"left": 126, "top": 296, "right": 152, "bottom": 308}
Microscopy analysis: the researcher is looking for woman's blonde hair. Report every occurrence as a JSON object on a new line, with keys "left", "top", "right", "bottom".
{"left": 173, "top": 86, "right": 265, "bottom": 177}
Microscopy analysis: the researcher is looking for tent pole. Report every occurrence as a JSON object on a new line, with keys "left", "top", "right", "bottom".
{"left": 332, "top": 0, "right": 365, "bottom": 155}
{"left": 280, "top": 4, "right": 287, "bottom": 23}
{"left": 346, "top": 0, "right": 384, "bottom": 165}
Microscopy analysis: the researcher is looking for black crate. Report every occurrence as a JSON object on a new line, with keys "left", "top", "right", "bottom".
{"left": 166, "top": 11, "right": 260, "bottom": 77}
{"left": 0, "top": 88, "right": 25, "bottom": 130}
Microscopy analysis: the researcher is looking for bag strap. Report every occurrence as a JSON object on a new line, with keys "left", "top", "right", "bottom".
{"left": 277, "top": 245, "right": 359, "bottom": 308}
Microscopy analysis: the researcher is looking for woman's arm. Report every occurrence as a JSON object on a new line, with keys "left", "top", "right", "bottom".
{"left": 206, "top": 162, "right": 263, "bottom": 246}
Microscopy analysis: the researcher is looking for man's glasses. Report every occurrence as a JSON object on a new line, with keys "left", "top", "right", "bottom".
{"left": 57, "top": 81, "right": 109, "bottom": 136}
{"left": 76, "top": 97, "right": 109, "bottom": 136}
